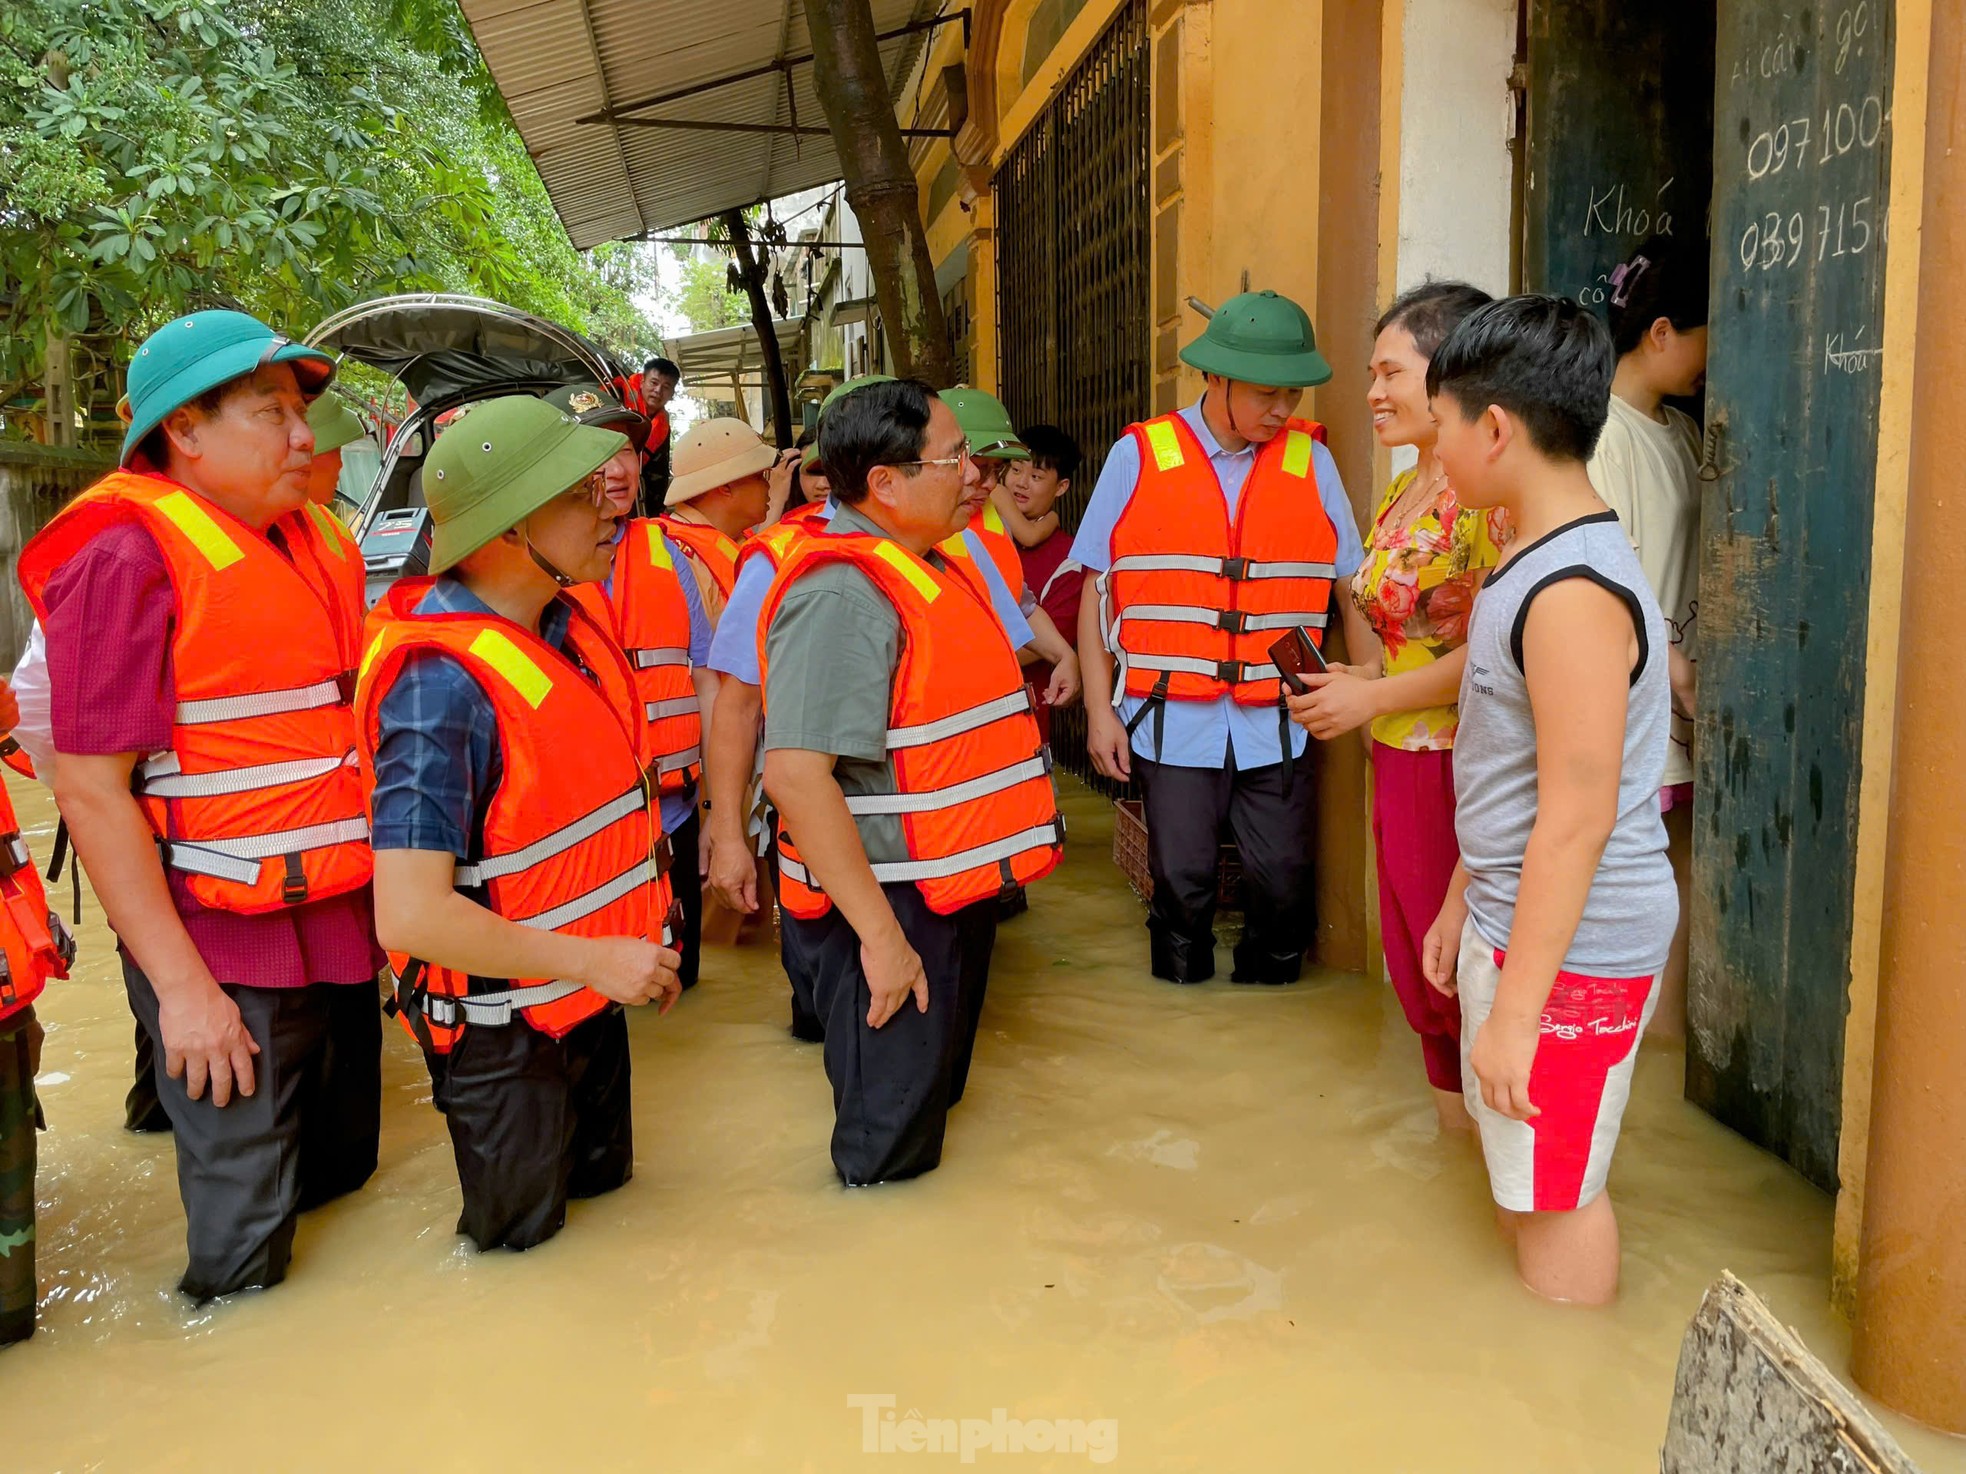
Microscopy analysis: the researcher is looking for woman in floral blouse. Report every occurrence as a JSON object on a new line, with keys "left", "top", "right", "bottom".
{"left": 1288, "top": 281, "right": 1504, "bottom": 1130}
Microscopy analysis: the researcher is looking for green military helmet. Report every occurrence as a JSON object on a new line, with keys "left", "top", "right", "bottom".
{"left": 305, "top": 393, "right": 368, "bottom": 456}
{"left": 803, "top": 373, "right": 896, "bottom": 469}
{"left": 1179, "top": 290, "right": 1332, "bottom": 389}
{"left": 939, "top": 385, "right": 1029, "bottom": 461}
{"left": 422, "top": 395, "right": 626, "bottom": 574}
{"left": 544, "top": 381, "right": 650, "bottom": 452}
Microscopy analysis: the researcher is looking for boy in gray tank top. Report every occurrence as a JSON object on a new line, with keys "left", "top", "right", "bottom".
{"left": 1418, "top": 297, "right": 1676, "bottom": 1308}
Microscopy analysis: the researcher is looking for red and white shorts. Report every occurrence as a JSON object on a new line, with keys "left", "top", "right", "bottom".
{"left": 1457, "top": 920, "right": 1659, "bottom": 1213}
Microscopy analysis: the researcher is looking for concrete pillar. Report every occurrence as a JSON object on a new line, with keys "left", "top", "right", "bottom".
{"left": 1849, "top": 0, "right": 1966, "bottom": 1431}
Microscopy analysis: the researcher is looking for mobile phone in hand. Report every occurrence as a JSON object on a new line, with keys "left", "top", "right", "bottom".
{"left": 1268, "top": 626, "right": 1329, "bottom": 695}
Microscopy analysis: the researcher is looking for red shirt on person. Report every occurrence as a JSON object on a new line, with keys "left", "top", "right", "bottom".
{"left": 1018, "top": 527, "right": 1084, "bottom": 743}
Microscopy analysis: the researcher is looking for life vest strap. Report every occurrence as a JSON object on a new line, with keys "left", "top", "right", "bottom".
{"left": 1107, "top": 554, "right": 1337, "bottom": 582}
{"left": 630, "top": 647, "right": 690, "bottom": 669}
{"left": 137, "top": 748, "right": 358, "bottom": 800}
{"left": 1117, "top": 605, "right": 1330, "bottom": 635}
{"left": 885, "top": 690, "right": 1035, "bottom": 751}
{"left": 653, "top": 745, "right": 702, "bottom": 776}
{"left": 1125, "top": 654, "right": 1282, "bottom": 684}
{"left": 161, "top": 816, "right": 372, "bottom": 884}
{"left": 174, "top": 674, "right": 353, "bottom": 727}
{"left": 0, "top": 831, "right": 31, "bottom": 877}
{"left": 451, "top": 786, "right": 648, "bottom": 888}
{"left": 422, "top": 978, "right": 590, "bottom": 1029}
{"left": 844, "top": 754, "right": 1052, "bottom": 817}
{"left": 781, "top": 820, "right": 1066, "bottom": 893}
{"left": 643, "top": 697, "right": 701, "bottom": 722}
{"left": 513, "top": 856, "right": 653, "bottom": 933}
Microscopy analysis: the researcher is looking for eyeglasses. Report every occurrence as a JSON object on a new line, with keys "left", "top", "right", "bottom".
{"left": 891, "top": 439, "right": 972, "bottom": 471}
{"left": 558, "top": 469, "right": 610, "bottom": 509}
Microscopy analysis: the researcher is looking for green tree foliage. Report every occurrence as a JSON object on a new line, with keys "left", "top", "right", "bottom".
{"left": 669, "top": 254, "right": 750, "bottom": 333}
{"left": 0, "top": 0, "right": 662, "bottom": 435}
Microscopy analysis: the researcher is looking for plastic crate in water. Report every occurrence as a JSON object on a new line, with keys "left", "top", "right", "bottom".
{"left": 1111, "top": 799, "right": 1242, "bottom": 909}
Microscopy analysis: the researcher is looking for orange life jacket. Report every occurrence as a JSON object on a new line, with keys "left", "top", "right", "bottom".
{"left": 0, "top": 739, "right": 35, "bottom": 782}
{"left": 732, "top": 519, "right": 812, "bottom": 595}
{"left": 355, "top": 579, "right": 678, "bottom": 1053}
{"left": 1105, "top": 413, "right": 1338, "bottom": 707}
{"left": 954, "top": 502, "right": 1025, "bottom": 599}
{"left": 758, "top": 535, "right": 1064, "bottom": 918}
{"left": 658, "top": 516, "right": 741, "bottom": 602}
{"left": 568, "top": 521, "right": 702, "bottom": 796}
{"left": 20, "top": 471, "right": 372, "bottom": 914}
{"left": 778, "top": 499, "right": 830, "bottom": 530}
{"left": 0, "top": 779, "right": 75, "bottom": 1025}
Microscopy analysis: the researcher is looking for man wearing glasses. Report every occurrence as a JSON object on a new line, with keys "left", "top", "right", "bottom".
{"left": 760, "top": 380, "right": 1063, "bottom": 1185}
{"left": 359, "top": 396, "right": 683, "bottom": 1252}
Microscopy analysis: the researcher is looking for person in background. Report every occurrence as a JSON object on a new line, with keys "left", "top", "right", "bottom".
{"left": 659, "top": 417, "right": 787, "bottom": 622}
{"left": 638, "top": 356, "right": 682, "bottom": 516}
{"left": 1590, "top": 234, "right": 1708, "bottom": 1039}
{"left": 20, "top": 311, "right": 381, "bottom": 1303}
{"left": 760, "top": 380, "right": 1063, "bottom": 1184}
{"left": 1290, "top": 282, "right": 1502, "bottom": 1131}
{"left": 546, "top": 384, "right": 717, "bottom": 993}
{"left": 0, "top": 675, "right": 77, "bottom": 1346}
{"left": 1004, "top": 425, "right": 1086, "bottom": 748}
{"left": 302, "top": 392, "right": 369, "bottom": 521}
{"left": 1421, "top": 296, "right": 1674, "bottom": 1306}
{"left": 1076, "top": 291, "right": 1369, "bottom": 986}
{"left": 360, "top": 395, "right": 683, "bottom": 1253}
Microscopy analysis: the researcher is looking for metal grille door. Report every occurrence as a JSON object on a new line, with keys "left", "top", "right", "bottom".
{"left": 995, "top": 0, "right": 1150, "bottom": 788}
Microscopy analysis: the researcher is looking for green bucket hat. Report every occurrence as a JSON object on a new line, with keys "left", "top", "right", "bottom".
{"left": 422, "top": 395, "right": 627, "bottom": 574}
{"left": 545, "top": 381, "right": 650, "bottom": 452}
{"left": 939, "top": 386, "right": 1029, "bottom": 460}
{"left": 305, "top": 393, "right": 368, "bottom": 456}
{"left": 1179, "top": 290, "right": 1332, "bottom": 389}
{"left": 120, "top": 310, "right": 336, "bottom": 467}
{"left": 803, "top": 373, "right": 896, "bottom": 469}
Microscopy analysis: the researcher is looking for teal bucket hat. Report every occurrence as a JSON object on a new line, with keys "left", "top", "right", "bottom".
{"left": 1179, "top": 290, "right": 1333, "bottom": 389}
{"left": 120, "top": 310, "right": 336, "bottom": 467}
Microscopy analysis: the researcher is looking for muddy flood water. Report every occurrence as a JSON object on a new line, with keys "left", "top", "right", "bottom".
{"left": 3, "top": 771, "right": 1961, "bottom": 1472}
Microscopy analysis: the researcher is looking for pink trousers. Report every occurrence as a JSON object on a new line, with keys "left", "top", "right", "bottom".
{"left": 1371, "top": 743, "right": 1464, "bottom": 1091}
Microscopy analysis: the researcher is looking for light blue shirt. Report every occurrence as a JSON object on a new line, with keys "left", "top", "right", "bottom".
{"left": 608, "top": 521, "right": 715, "bottom": 834}
{"left": 706, "top": 499, "right": 1035, "bottom": 683}
{"left": 1069, "top": 398, "right": 1365, "bottom": 770}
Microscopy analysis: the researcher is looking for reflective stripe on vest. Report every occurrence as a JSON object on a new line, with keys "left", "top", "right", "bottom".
{"left": 451, "top": 785, "right": 648, "bottom": 889}
{"left": 631, "top": 647, "right": 691, "bottom": 669}
{"left": 844, "top": 754, "right": 1051, "bottom": 816}
{"left": 644, "top": 697, "right": 700, "bottom": 722}
{"left": 1105, "top": 554, "right": 1338, "bottom": 581}
{"left": 885, "top": 689, "right": 1035, "bottom": 750}
{"left": 173, "top": 674, "right": 351, "bottom": 727}
{"left": 779, "top": 820, "right": 1066, "bottom": 892}
{"left": 164, "top": 817, "right": 372, "bottom": 885}
{"left": 138, "top": 748, "right": 358, "bottom": 799}
{"left": 1114, "top": 605, "right": 1330, "bottom": 634}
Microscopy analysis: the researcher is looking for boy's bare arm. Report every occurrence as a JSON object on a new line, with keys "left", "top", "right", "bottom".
{"left": 1471, "top": 579, "right": 1634, "bottom": 1120}
{"left": 989, "top": 481, "right": 1059, "bottom": 548}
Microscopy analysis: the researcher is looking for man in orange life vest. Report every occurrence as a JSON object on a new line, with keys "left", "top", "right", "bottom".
{"left": 360, "top": 395, "right": 683, "bottom": 1252}
{"left": 659, "top": 416, "right": 794, "bottom": 623}
{"left": 21, "top": 311, "right": 381, "bottom": 1302}
{"left": 545, "top": 383, "right": 717, "bottom": 993}
{"left": 0, "top": 676, "right": 78, "bottom": 1345}
{"left": 636, "top": 355, "right": 681, "bottom": 515}
{"left": 761, "top": 379, "right": 1063, "bottom": 1184}
{"left": 1075, "top": 292, "right": 1369, "bottom": 985}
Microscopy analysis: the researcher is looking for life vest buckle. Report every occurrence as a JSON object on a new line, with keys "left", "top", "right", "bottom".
{"left": 1216, "top": 610, "right": 1251, "bottom": 634}
{"left": 0, "top": 955, "right": 14, "bottom": 1007}
{"left": 334, "top": 669, "right": 358, "bottom": 706}
{"left": 1214, "top": 659, "right": 1249, "bottom": 683}
{"left": 663, "top": 896, "right": 685, "bottom": 942}
{"left": 48, "top": 909, "right": 77, "bottom": 971}
{"left": 1220, "top": 557, "right": 1250, "bottom": 582}
{"left": 280, "top": 852, "right": 309, "bottom": 906}
{"left": 0, "top": 831, "right": 28, "bottom": 878}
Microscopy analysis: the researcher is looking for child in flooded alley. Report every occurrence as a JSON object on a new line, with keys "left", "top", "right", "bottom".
{"left": 1421, "top": 296, "right": 1675, "bottom": 1306}
{"left": 1591, "top": 234, "right": 1710, "bottom": 1042}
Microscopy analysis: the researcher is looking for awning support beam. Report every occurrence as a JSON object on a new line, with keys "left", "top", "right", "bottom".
{"left": 574, "top": 9, "right": 970, "bottom": 127}
{"left": 595, "top": 117, "right": 956, "bottom": 139}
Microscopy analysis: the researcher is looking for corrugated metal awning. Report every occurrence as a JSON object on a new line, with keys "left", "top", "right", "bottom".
{"left": 459, "top": 0, "right": 952, "bottom": 249}
{"left": 668, "top": 317, "right": 808, "bottom": 382}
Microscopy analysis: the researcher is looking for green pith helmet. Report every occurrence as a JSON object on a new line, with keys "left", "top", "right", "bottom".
{"left": 544, "top": 381, "right": 650, "bottom": 452}
{"left": 939, "top": 386, "right": 1029, "bottom": 460}
{"left": 1179, "top": 290, "right": 1332, "bottom": 388}
{"left": 305, "top": 393, "right": 367, "bottom": 456}
{"left": 422, "top": 395, "right": 626, "bottom": 573}
{"left": 803, "top": 373, "right": 897, "bottom": 469}
{"left": 119, "top": 310, "right": 335, "bottom": 467}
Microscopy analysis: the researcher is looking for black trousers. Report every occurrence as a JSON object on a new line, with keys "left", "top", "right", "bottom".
{"left": 425, "top": 1007, "right": 633, "bottom": 1253}
{"left": 769, "top": 836, "right": 825, "bottom": 1042}
{"left": 126, "top": 1019, "right": 172, "bottom": 1133}
{"left": 948, "top": 904, "right": 999, "bottom": 1107}
{"left": 123, "top": 963, "right": 381, "bottom": 1302}
{"left": 1135, "top": 751, "right": 1316, "bottom": 984}
{"left": 788, "top": 885, "right": 995, "bottom": 1186}
{"left": 1, "top": 1008, "right": 41, "bottom": 1345}
{"left": 671, "top": 810, "right": 702, "bottom": 992}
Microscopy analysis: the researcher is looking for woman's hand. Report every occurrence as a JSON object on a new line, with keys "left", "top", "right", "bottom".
{"left": 1284, "top": 669, "right": 1383, "bottom": 740}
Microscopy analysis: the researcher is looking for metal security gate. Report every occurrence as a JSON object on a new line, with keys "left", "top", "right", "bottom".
{"left": 995, "top": 0, "right": 1150, "bottom": 788}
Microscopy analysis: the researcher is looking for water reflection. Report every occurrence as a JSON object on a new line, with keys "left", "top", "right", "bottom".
{"left": 2, "top": 771, "right": 1959, "bottom": 1472}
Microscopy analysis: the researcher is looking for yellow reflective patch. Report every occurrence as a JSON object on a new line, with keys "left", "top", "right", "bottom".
{"left": 938, "top": 532, "right": 971, "bottom": 559}
{"left": 982, "top": 502, "right": 1006, "bottom": 535}
{"left": 644, "top": 522, "right": 673, "bottom": 570}
{"left": 1281, "top": 429, "right": 1314, "bottom": 479}
{"left": 872, "top": 541, "right": 941, "bottom": 603}
{"left": 358, "top": 633, "right": 385, "bottom": 682}
{"left": 304, "top": 501, "right": 348, "bottom": 558}
{"left": 154, "top": 491, "right": 244, "bottom": 570}
{"left": 1144, "top": 420, "right": 1185, "bottom": 473}
{"left": 468, "top": 629, "right": 554, "bottom": 710}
